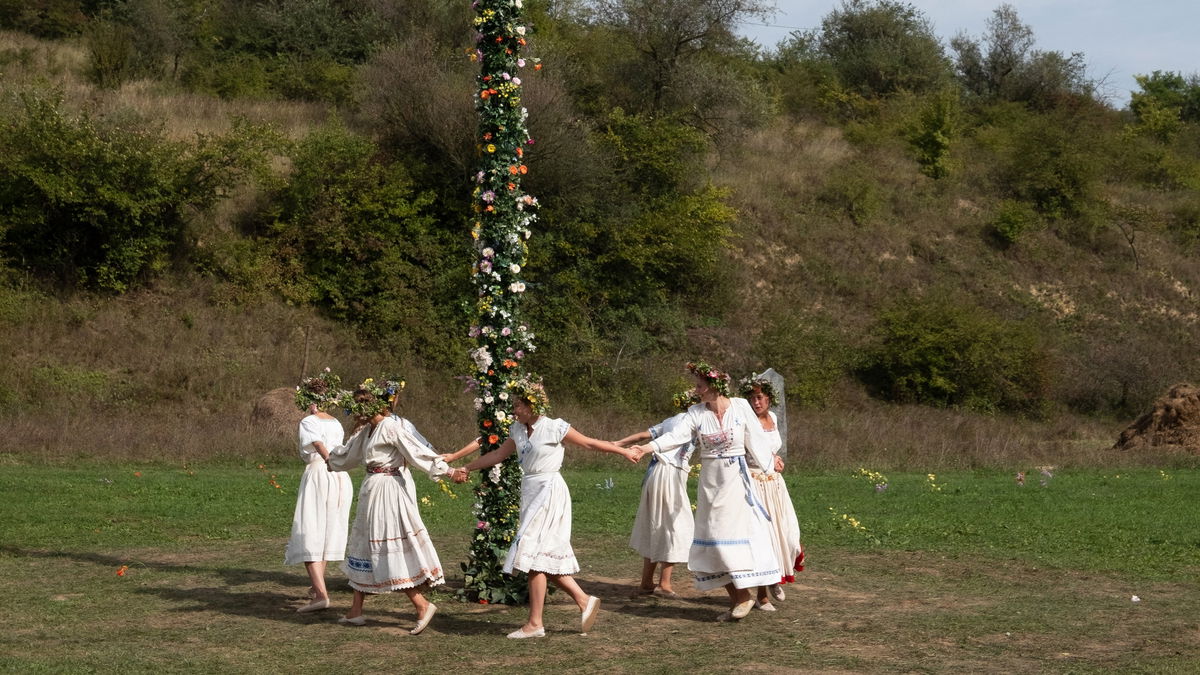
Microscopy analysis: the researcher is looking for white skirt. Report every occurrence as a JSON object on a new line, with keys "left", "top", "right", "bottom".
{"left": 750, "top": 470, "right": 805, "bottom": 582}
{"left": 504, "top": 472, "right": 580, "bottom": 575}
{"left": 689, "top": 456, "right": 780, "bottom": 591}
{"left": 342, "top": 471, "right": 445, "bottom": 593}
{"left": 284, "top": 459, "right": 353, "bottom": 564}
{"left": 629, "top": 457, "right": 693, "bottom": 563}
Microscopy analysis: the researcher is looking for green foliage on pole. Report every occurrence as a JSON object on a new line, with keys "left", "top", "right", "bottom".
{"left": 459, "top": 0, "right": 541, "bottom": 605}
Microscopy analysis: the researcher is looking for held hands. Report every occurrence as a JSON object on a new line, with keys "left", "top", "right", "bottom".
{"left": 774, "top": 455, "right": 785, "bottom": 473}
{"left": 449, "top": 467, "right": 470, "bottom": 483}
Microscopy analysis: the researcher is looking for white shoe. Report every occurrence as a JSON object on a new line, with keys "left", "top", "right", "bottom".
{"left": 507, "top": 625, "right": 546, "bottom": 639}
{"left": 410, "top": 603, "right": 437, "bottom": 635}
{"left": 580, "top": 595, "right": 601, "bottom": 633}
{"left": 730, "top": 599, "right": 754, "bottom": 619}
{"left": 338, "top": 615, "right": 366, "bottom": 626}
{"left": 755, "top": 599, "right": 777, "bottom": 612}
{"left": 770, "top": 584, "right": 786, "bottom": 602}
{"left": 297, "top": 597, "right": 330, "bottom": 613}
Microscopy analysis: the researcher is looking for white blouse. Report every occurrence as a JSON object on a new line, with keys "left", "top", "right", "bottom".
{"left": 297, "top": 415, "right": 344, "bottom": 461}
{"left": 509, "top": 417, "right": 571, "bottom": 475}
{"left": 650, "top": 398, "right": 775, "bottom": 474}
{"left": 327, "top": 417, "right": 452, "bottom": 480}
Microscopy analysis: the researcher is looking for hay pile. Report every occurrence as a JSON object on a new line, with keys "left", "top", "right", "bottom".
{"left": 1114, "top": 383, "right": 1200, "bottom": 453}
{"left": 250, "top": 386, "right": 303, "bottom": 437}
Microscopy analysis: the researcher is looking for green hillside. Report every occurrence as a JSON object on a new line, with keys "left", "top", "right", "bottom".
{"left": 2, "top": 1, "right": 1198, "bottom": 468}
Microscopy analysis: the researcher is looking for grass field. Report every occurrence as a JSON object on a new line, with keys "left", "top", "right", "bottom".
{"left": 1, "top": 458, "right": 1197, "bottom": 673}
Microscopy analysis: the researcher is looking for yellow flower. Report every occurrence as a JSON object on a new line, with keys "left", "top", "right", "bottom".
{"left": 486, "top": 144, "right": 496, "bottom": 153}
{"left": 420, "top": 496, "right": 433, "bottom": 506}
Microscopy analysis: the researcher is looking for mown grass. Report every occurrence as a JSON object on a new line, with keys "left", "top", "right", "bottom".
{"left": 1, "top": 459, "right": 1197, "bottom": 673}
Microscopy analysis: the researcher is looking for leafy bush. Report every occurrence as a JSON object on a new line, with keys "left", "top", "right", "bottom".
{"left": 262, "top": 121, "right": 466, "bottom": 364}
{"left": 996, "top": 111, "right": 1099, "bottom": 219}
{"left": 989, "top": 199, "right": 1039, "bottom": 247}
{"left": 908, "top": 90, "right": 956, "bottom": 178}
{"left": 815, "top": 0, "right": 951, "bottom": 98}
{"left": 752, "top": 315, "right": 860, "bottom": 408}
{"left": 865, "top": 297, "right": 1052, "bottom": 415}
{"left": 0, "top": 90, "right": 273, "bottom": 292}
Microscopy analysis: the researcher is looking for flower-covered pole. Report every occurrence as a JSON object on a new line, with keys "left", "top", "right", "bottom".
{"left": 461, "top": 0, "right": 541, "bottom": 605}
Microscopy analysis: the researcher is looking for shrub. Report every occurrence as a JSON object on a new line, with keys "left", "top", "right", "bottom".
{"left": 815, "top": 0, "right": 951, "bottom": 98}
{"left": 752, "top": 315, "right": 860, "bottom": 408}
{"left": 908, "top": 90, "right": 956, "bottom": 179}
{"left": 864, "top": 296, "right": 1052, "bottom": 416}
{"left": 263, "top": 121, "right": 466, "bottom": 365}
{"left": 989, "top": 199, "right": 1039, "bottom": 247}
{"left": 0, "top": 90, "right": 274, "bottom": 292}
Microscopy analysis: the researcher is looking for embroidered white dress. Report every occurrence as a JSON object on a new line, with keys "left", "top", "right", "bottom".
{"left": 747, "top": 411, "right": 805, "bottom": 583}
{"left": 629, "top": 413, "right": 695, "bottom": 564}
{"left": 327, "top": 417, "right": 451, "bottom": 593}
{"left": 502, "top": 417, "right": 580, "bottom": 576}
{"left": 284, "top": 414, "right": 353, "bottom": 565}
{"left": 650, "top": 398, "right": 780, "bottom": 591}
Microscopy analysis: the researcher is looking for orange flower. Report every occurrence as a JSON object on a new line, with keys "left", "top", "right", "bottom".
{"left": 507, "top": 182, "right": 515, "bottom": 191}
{"left": 480, "top": 90, "right": 491, "bottom": 100}
{"left": 485, "top": 205, "right": 494, "bottom": 212}
{"left": 534, "top": 63, "right": 542, "bottom": 71}
{"left": 487, "top": 434, "right": 499, "bottom": 445}
{"left": 479, "top": 599, "right": 489, "bottom": 605}
{"left": 495, "top": 36, "right": 503, "bottom": 43}
{"left": 503, "top": 359, "right": 518, "bottom": 369}
{"left": 508, "top": 165, "right": 518, "bottom": 175}
{"left": 482, "top": 75, "right": 491, "bottom": 82}
{"left": 518, "top": 38, "right": 526, "bottom": 46}
{"left": 516, "top": 148, "right": 523, "bottom": 158}
{"left": 484, "top": 132, "right": 493, "bottom": 140}
{"left": 483, "top": 419, "right": 493, "bottom": 428}
{"left": 487, "top": 369, "right": 495, "bottom": 376}
{"left": 519, "top": 165, "right": 528, "bottom": 174}
{"left": 116, "top": 565, "right": 129, "bottom": 576}
{"left": 133, "top": 471, "right": 142, "bottom": 478}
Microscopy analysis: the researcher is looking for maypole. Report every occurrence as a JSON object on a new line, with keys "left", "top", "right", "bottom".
{"left": 461, "top": 0, "right": 541, "bottom": 604}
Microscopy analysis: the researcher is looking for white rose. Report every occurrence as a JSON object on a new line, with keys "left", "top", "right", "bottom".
{"left": 484, "top": 395, "right": 495, "bottom": 404}
{"left": 510, "top": 264, "right": 521, "bottom": 273}
{"left": 509, "top": 282, "right": 526, "bottom": 293}
{"left": 516, "top": 26, "right": 526, "bottom": 36}
{"left": 495, "top": 410, "right": 507, "bottom": 421}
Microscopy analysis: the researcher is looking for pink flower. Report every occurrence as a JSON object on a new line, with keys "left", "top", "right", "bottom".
{"left": 476, "top": 520, "right": 490, "bottom": 530}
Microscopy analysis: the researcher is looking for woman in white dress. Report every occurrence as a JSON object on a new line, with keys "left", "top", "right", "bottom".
{"left": 326, "top": 378, "right": 450, "bottom": 635}
{"left": 286, "top": 369, "right": 354, "bottom": 613}
{"left": 614, "top": 389, "right": 699, "bottom": 598}
{"left": 450, "top": 377, "right": 639, "bottom": 639}
{"left": 631, "top": 361, "right": 780, "bottom": 621}
{"left": 739, "top": 373, "right": 805, "bottom": 611}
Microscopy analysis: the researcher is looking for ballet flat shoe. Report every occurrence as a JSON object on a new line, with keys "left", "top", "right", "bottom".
{"left": 730, "top": 599, "right": 755, "bottom": 619}
{"left": 297, "top": 597, "right": 329, "bottom": 613}
{"left": 338, "top": 615, "right": 366, "bottom": 626}
{"left": 580, "top": 595, "right": 601, "bottom": 633}
{"left": 507, "top": 626, "right": 546, "bottom": 639}
{"left": 410, "top": 603, "right": 437, "bottom": 635}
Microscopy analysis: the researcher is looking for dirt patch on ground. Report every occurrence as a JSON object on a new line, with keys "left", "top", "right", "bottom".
{"left": 1115, "top": 383, "right": 1200, "bottom": 453}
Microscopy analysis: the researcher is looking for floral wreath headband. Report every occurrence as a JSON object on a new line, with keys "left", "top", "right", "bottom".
{"left": 671, "top": 388, "right": 700, "bottom": 411}
{"left": 738, "top": 372, "right": 777, "bottom": 406}
{"left": 509, "top": 375, "right": 550, "bottom": 416}
{"left": 686, "top": 360, "right": 731, "bottom": 397}
{"left": 340, "top": 376, "right": 406, "bottom": 418}
{"left": 294, "top": 368, "right": 341, "bottom": 412}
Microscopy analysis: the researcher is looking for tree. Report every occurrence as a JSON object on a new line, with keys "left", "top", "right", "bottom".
{"left": 951, "top": 4, "right": 1092, "bottom": 110}
{"left": 815, "top": 0, "right": 951, "bottom": 98}
{"left": 591, "top": 0, "right": 774, "bottom": 110}
{"left": 1130, "top": 71, "right": 1200, "bottom": 124}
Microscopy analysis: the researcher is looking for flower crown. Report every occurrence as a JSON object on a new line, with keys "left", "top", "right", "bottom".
{"left": 686, "top": 360, "right": 731, "bottom": 397}
{"left": 738, "top": 372, "right": 777, "bottom": 406}
{"left": 294, "top": 368, "right": 341, "bottom": 412}
{"left": 340, "top": 376, "right": 406, "bottom": 418}
{"left": 509, "top": 375, "right": 550, "bottom": 416}
{"left": 671, "top": 388, "right": 700, "bottom": 411}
